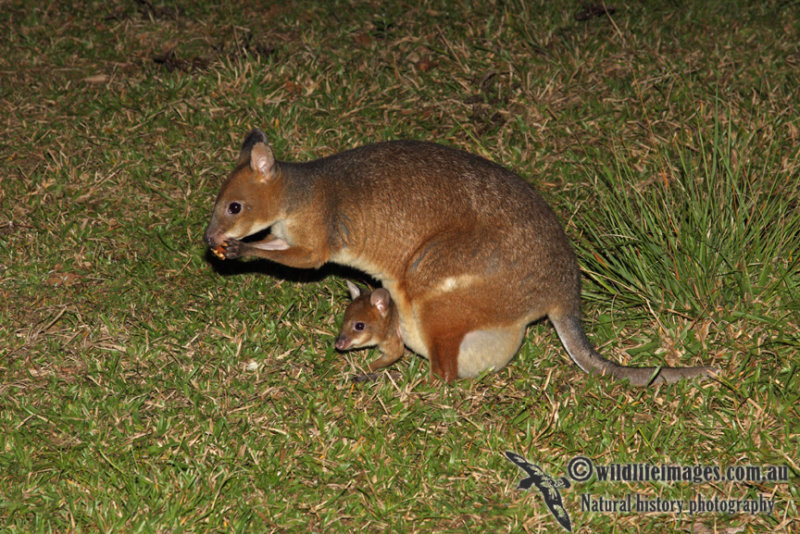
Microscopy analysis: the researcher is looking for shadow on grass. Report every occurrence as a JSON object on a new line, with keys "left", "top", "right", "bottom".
{"left": 203, "top": 248, "right": 378, "bottom": 287}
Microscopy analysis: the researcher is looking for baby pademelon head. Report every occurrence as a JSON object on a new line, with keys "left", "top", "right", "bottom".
{"left": 203, "top": 129, "right": 284, "bottom": 249}
{"left": 335, "top": 282, "right": 394, "bottom": 351}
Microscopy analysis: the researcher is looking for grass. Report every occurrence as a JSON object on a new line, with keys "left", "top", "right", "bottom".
{"left": 1, "top": 0, "right": 798, "bottom": 532}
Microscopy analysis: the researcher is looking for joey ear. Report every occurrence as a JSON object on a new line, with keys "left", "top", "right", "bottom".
{"left": 346, "top": 280, "right": 362, "bottom": 300}
{"left": 237, "top": 128, "right": 269, "bottom": 167}
{"left": 370, "top": 288, "right": 391, "bottom": 316}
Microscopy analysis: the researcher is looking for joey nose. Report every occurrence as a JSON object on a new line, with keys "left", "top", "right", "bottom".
{"left": 335, "top": 336, "right": 351, "bottom": 350}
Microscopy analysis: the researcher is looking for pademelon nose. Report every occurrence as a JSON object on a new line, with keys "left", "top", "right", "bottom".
{"left": 203, "top": 226, "right": 220, "bottom": 247}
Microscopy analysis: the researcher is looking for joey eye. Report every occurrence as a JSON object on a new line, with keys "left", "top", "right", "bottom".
{"left": 227, "top": 202, "right": 242, "bottom": 215}
{"left": 354, "top": 322, "right": 366, "bottom": 331}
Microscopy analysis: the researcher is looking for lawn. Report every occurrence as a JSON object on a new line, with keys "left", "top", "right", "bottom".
{"left": 1, "top": 0, "right": 797, "bottom": 532}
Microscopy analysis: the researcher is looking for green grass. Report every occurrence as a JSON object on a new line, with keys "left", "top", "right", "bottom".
{"left": 1, "top": 0, "right": 798, "bottom": 532}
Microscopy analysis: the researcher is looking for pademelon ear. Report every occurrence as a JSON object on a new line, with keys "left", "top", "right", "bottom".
{"left": 237, "top": 128, "right": 271, "bottom": 167}
{"left": 250, "top": 142, "right": 276, "bottom": 179}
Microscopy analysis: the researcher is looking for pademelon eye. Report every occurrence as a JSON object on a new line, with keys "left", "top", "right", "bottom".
{"left": 227, "top": 202, "right": 242, "bottom": 215}
{"left": 354, "top": 322, "right": 366, "bottom": 331}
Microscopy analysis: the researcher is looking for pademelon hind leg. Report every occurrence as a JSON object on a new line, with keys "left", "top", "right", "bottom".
{"left": 415, "top": 284, "right": 530, "bottom": 381}
{"left": 457, "top": 325, "right": 526, "bottom": 378}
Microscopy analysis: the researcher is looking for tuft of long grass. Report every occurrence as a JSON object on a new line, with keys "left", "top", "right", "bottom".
{"left": 576, "top": 107, "right": 800, "bottom": 325}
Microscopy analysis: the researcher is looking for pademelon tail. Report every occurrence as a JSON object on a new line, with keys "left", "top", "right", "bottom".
{"left": 551, "top": 313, "right": 717, "bottom": 387}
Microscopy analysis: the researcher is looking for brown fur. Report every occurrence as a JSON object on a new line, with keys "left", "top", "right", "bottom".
{"left": 335, "top": 282, "right": 404, "bottom": 375}
{"left": 204, "top": 129, "right": 717, "bottom": 385}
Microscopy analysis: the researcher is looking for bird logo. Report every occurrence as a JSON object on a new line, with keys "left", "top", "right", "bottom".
{"left": 505, "top": 451, "right": 572, "bottom": 532}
